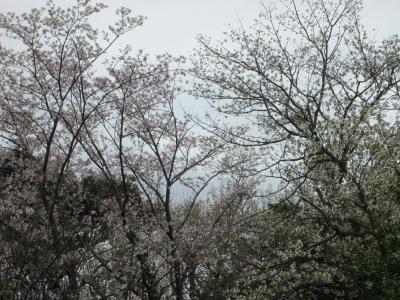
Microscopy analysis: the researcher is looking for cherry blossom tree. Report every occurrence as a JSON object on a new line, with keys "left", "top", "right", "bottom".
{"left": 77, "top": 52, "right": 252, "bottom": 298}
{"left": 0, "top": 1, "right": 245, "bottom": 299}
{"left": 0, "top": 0, "right": 145, "bottom": 298}
{"left": 193, "top": 0, "right": 400, "bottom": 298}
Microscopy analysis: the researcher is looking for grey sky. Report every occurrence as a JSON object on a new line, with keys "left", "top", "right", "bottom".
{"left": 1, "top": 0, "right": 399, "bottom": 56}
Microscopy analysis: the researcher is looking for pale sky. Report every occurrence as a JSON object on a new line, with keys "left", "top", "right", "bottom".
{"left": 1, "top": 0, "right": 399, "bottom": 56}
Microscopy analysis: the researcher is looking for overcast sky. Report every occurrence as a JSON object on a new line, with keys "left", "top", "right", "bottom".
{"left": 1, "top": 0, "right": 400, "bottom": 56}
